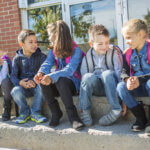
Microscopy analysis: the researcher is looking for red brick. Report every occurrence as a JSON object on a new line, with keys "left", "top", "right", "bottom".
{"left": 8, "top": 1, "right": 17, "bottom": 6}
{"left": 4, "top": 6, "right": 13, "bottom": 11}
{"left": 0, "top": 4, "right": 4, "bottom": 12}
{"left": 4, "top": 14, "right": 14, "bottom": 19}
{"left": 0, "top": 11, "right": 8, "bottom": 16}
{"left": 11, "top": 26, "right": 20, "bottom": 30}
{"left": 1, "top": 27, "right": 11, "bottom": 33}
{"left": 8, "top": 9, "right": 19, "bottom": 15}
{"left": 5, "top": 22, "right": 14, "bottom": 28}
{"left": 0, "top": 33, "right": 5, "bottom": 37}
{"left": 2, "top": 36, "right": 10, "bottom": 40}
{"left": 0, "top": 2, "right": 8, "bottom": 8}
{"left": 0, "top": 16, "right": 4, "bottom": 21}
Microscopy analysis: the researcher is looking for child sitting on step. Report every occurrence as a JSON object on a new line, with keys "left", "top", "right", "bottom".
{"left": 117, "top": 19, "right": 150, "bottom": 135}
{"left": 0, "top": 51, "right": 16, "bottom": 121}
{"left": 34, "top": 20, "right": 84, "bottom": 130}
{"left": 10, "top": 29, "right": 47, "bottom": 124}
{"left": 79, "top": 24, "right": 123, "bottom": 126}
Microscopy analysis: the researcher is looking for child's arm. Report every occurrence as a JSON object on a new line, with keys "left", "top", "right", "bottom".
{"left": 10, "top": 57, "right": 21, "bottom": 86}
{"left": 38, "top": 50, "right": 55, "bottom": 75}
{"left": 45, "top": 47, "right": 83, "bottom": 84}
{"left": 0, "top": 61, "right": 8, "bottom": 84}
{"left": 120, "top": 54, "right": 130, "bottom": 81}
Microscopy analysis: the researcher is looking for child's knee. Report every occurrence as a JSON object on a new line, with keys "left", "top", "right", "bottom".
{"left": 101, "top": 70, "right": 115, "bottom": 81}
{"left": 11, "top": 86, "right": 22, "bottom": 97}
{"left": 117, "top": 82, "right": 126, "bottom": 93}
{"left": 81, "top": 73, "right": 96, "bottom": 85}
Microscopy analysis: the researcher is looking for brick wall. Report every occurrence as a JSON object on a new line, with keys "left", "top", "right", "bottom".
{"left": 0, "top": 0, "right": 22, "bottom": 58}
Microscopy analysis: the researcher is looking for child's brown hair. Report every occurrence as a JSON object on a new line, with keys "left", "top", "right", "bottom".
{"left": 88, "top": 24, "right": 109, "bottom": 42}
{"left": 47, "top": 20, "right": 73, "bottom": 58}
{"left": 121, "top": 19, "right": 148, "bottom": 37}
{"left": 18, "top": 29, "right": 36, "bottom": 43}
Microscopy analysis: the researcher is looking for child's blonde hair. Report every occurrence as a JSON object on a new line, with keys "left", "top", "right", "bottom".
{"left": 18, "top": 29, "right": 36, "bottom": 43}
{"left": 88, "top": 24, "right": 109, "bottom": 42}
{"left": 122, "top": 19, "right": 148, "bottom": 36}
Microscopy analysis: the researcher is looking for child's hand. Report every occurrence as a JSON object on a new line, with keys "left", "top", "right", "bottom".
{"left": 131, "top": 76, "right": 139, "bottom": 89}
{"left": 27, "top": 80, "right": 36, "bottom": 88}
{"left": 126, "top": 77, "right": 134, "bottom": 90}
{"left": 41, "top": 75, "right": 52, "bottom": 85}
{"left": 127, "top": 76, "right": 139, "bottom": 90}
{"left": 19, "top": 78, "right": 29, "bottom": 89}
{"left": 34, "top": 72, "right": 44, "bottom": 84}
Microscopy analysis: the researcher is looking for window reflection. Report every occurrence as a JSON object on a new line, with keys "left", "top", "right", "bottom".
{"left": 128, "top": 0, "right": 150, "bottom": 38}
{"left": 28, "top": 5, "right": 62, "bottom": 50}
{"left": 70, "top": 0, "right": 117, "bottom": 52}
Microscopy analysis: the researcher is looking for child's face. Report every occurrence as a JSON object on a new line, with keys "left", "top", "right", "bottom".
{"left": 123, "top": 29, "right": 145, "bottom": 50}
{"left": 22, "top": 35, "right": 37, "bottom": 54}
{"left": 47, "top": 30, "right": 56, "bottom": 44}
{"left": 91, "top": 35, "right": 109, "bottom": 55}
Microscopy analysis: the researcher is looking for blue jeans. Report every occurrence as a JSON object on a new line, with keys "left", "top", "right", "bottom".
{"left": 11, "top": 85, "right": 44, "bottom": 115}
{"left": 117, "top": 80, "right": 150, "bottom": 108}
{"left": 79, "top": 70, "right": 122, "bottom": 112}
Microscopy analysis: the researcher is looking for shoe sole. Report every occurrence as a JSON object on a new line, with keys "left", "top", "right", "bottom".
{"left": 16, "top": 116, "right": 30, "bottom": 124}
{"left": 31, "top": 117, "right": 46, "bottom": 123}
{"left": 131, "top": 128, "right": 144, "bottom": 132}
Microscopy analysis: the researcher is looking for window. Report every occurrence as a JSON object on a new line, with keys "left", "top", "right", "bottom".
{"left": 128, "top": 0, "right": 150, "bottom": 38}
{"left": 28, "top": 4, "right": 62, "bottom": 50}
{"left": 70, "top": 0, "right": 117, "bottom": 52}
{"left": 28, "top": 0, "right": 50, "bottom": 4}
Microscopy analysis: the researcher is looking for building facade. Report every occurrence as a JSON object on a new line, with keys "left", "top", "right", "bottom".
{"left": 0, "top": 0, "right": 150, "bottom": 58}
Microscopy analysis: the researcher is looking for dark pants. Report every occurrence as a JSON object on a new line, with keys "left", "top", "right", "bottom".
{"left": 40, "top": 77, "right": 80, "bottom": 123}
{"left": 0, "top": 78, "right": 19, "bottom": 116}
{"left": 0, "top": 78, "right": 13, "bottom": 104}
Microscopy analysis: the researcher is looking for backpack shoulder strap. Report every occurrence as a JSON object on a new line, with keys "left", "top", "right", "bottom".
{"left": 125, "top": 48, "right": 133, "bottom": 66}
{"left": 85, "top": 48, "right": 95, "bottom": 73}
{"left": 105, "top": 45, "right": 115, "bottom": 69}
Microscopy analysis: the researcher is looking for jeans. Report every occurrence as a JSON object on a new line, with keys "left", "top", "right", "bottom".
{"left": 117, "top": 80, "right": 150, "bottom": 108}
{"left": 11, "top": 84, "right": 44, "bottom": 115}
{"left": 79, "top": 70, "right": 122, "bottom": 112}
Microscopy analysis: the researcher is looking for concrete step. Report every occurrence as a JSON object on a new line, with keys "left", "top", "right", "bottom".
{"left": 0, "top": 96, "right": 149, "bottom": 121}
{"left": 0, "top": 96, "right": 150, "bottom": 149}
{"left": 0, "top": 117, "right": 150, "bottom": 150}
{"left": 0, "top": 96, "right": 149, "bottom": 120}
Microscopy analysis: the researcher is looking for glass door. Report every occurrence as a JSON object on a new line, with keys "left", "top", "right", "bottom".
{"left": 64, "top": 0, "right": 123, "bottom": 52}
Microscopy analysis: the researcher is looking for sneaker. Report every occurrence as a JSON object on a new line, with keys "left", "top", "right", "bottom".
{"left": 99, "top": 110, "right": 121, "bottom": 126}
{"left": 72, "top": 121, "right": 84, "bottom": 130}
{"left": 16, "top": 114, "right": 30, "bottom": 124}
{"left": 31, "top": 114, "right": 47, "bottom": 123}
{"left": 80, "top": 110, "right": 93, "bottom": 127}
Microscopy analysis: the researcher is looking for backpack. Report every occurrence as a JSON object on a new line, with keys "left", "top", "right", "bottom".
{"left": 125, "top": 41, "right": 150, "bottom": 76}
{"left": 85, "top": 45, "right": 123, "bottom": 73}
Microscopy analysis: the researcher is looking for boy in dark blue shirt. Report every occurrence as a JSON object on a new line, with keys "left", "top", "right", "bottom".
{"left": 11, "top": 29, "right": 47, "bottom": 124}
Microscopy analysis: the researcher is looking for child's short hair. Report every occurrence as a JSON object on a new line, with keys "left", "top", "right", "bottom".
{"left": 88, "top": 24, "right": 109, "bottom": 42}
{"left": 18, "top": 29, "right": 35, "bottom": 43}
{"left": 122, "top": 19, "right": 148, "bottom": 35}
